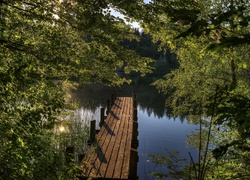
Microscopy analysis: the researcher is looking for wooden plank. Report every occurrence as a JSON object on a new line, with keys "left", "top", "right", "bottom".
{"left": 83, "top": 97, "right": 122, "bottom": 178}
{"left": 93, "top": 97, "right": 123, "bottom": 177}
{"left": 121, "top": 97, "right": 133, "bottom": 179}
{"left": 81, "top": 96, "right": 136, "bottom": 179}
{"left": 106, "top": 97, "right": 129, "bottom": 178}
{"left": 99, "top": 97, "right": 123, "bottom": 176}
{"left": 81, "top": 146, "right": 98, "bottom": 177}
{"left": 113, "top": 97, "right": 131, "bottom": 179}
{"left": 91, "top": 97, "right": 123, "bottom": 177}
{"left": 100, "top": 97, "right": 124, "bottom": 177}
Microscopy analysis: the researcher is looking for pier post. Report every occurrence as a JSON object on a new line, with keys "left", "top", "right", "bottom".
{"left": 113, "top": 90, "right": 117, "bottom": 100}
{"left": 132, "top": 90, "right": 136, "bottom": 99}
{"left": 132, "top": 121, "right": 139, "bottom": 149}
{"left": 133, "top": 109, "right": 138, "bottom": 122}
{"left": 89, "top": 120, "right": 96, "bottom": 143}
{"left": 132, "top": 90, "right": 137, "bottom": 110}
{"left": 133, "top": 99, "right": 137, "bottom": 111}
{"left": 106, "top": 99, "right": 111, "bottom": 115}
{"left": 132, "top": 91, "right": 139, "bottom": 149}
{"left": 100, "top": 108, "right": 105, "bottom": 127}
{"left": 129, "top": 148, "right": 139, "bottom": 180}
{"left": 111, "top": 93, "right": 114, "bottom": 106}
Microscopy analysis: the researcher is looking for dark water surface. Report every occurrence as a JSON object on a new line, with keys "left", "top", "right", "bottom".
{"left": 138, "top": 107, "right": 198, "bottom": 179}
{"left": 72, "top": 84, "right": 198, "bottom": 179}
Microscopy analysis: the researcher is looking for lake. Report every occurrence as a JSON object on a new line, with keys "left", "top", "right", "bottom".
{"left": 72, "top": 84, "right": 198, "bottom": 179}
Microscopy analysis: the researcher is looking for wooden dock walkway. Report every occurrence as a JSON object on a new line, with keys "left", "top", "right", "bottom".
{"left": 81, "top": 93, "right": 138, "bottom": 180}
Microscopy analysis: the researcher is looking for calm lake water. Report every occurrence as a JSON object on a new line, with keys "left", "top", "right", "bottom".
{"left": 137, "top": 106, "right": 198, "bottom": 179}
{"left": 73, "top": 84, "right": 198, "bottom": 179}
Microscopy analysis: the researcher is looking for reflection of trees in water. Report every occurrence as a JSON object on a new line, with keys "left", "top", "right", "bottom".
{"left": 71, "top": 84, "right": 113, "bottom": 111}
{"left": 137, "top": 96, "right": 166, "bottom": 119}
{"left": 71, "top": 83, "right": 183, "bottom": 121}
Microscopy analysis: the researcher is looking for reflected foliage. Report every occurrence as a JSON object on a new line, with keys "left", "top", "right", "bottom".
{"left": 72, "top": 84, "right": 174, "bottom": 119}
{"left": 145, "top": 149, "right": 188, "bottom": 180}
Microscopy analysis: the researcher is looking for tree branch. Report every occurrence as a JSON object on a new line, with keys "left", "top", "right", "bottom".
{"left": 201, "top": 86, "right": 219, "bottom": 179}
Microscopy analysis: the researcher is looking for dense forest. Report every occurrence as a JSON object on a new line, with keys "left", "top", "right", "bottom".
{"left": 137, "top": 1, "right": 250, "bottom": 179}
{"left": 121, "top": 28, "right": 179, "bottom": 85}
{"left": 1, "top": 0, "right": 249, "bottom": 179}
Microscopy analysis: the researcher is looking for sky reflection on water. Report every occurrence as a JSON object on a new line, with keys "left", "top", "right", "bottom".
{"left": 137, "top": 106, "right": 199, "bottom": 179}
{"left": 74, "top": 84, "right": 199, "bottom": 179}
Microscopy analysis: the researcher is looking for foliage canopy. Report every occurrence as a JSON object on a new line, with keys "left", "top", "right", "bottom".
{"left": 124, "top": 0, "right": 250, "bottom": 179}
{"left": 0, "top": 0, "right": 153, "bottom": 179}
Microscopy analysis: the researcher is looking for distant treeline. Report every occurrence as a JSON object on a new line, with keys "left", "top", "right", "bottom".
{"left": 122, "top": 28, "right": 163, "bottom": 59}
{"left": 121, "top": 28, "right": 179, "bottom": 84}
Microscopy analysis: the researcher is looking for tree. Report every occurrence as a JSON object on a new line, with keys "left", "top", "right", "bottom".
{"left": 153, "top": 38, "right": 250, "bottom": 179}
{"left": 0, "top": 0, "right": 154, "bottom": 179}
{"left": 120, "top": 0, "right": 250, "bottom": 179}
{"left": 137, "top": 0, "right": 250, "bottom": 49}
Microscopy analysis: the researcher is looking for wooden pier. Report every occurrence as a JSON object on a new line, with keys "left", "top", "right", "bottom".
{"left": 81, "top": 92, "right": 138, "bottom": 180}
